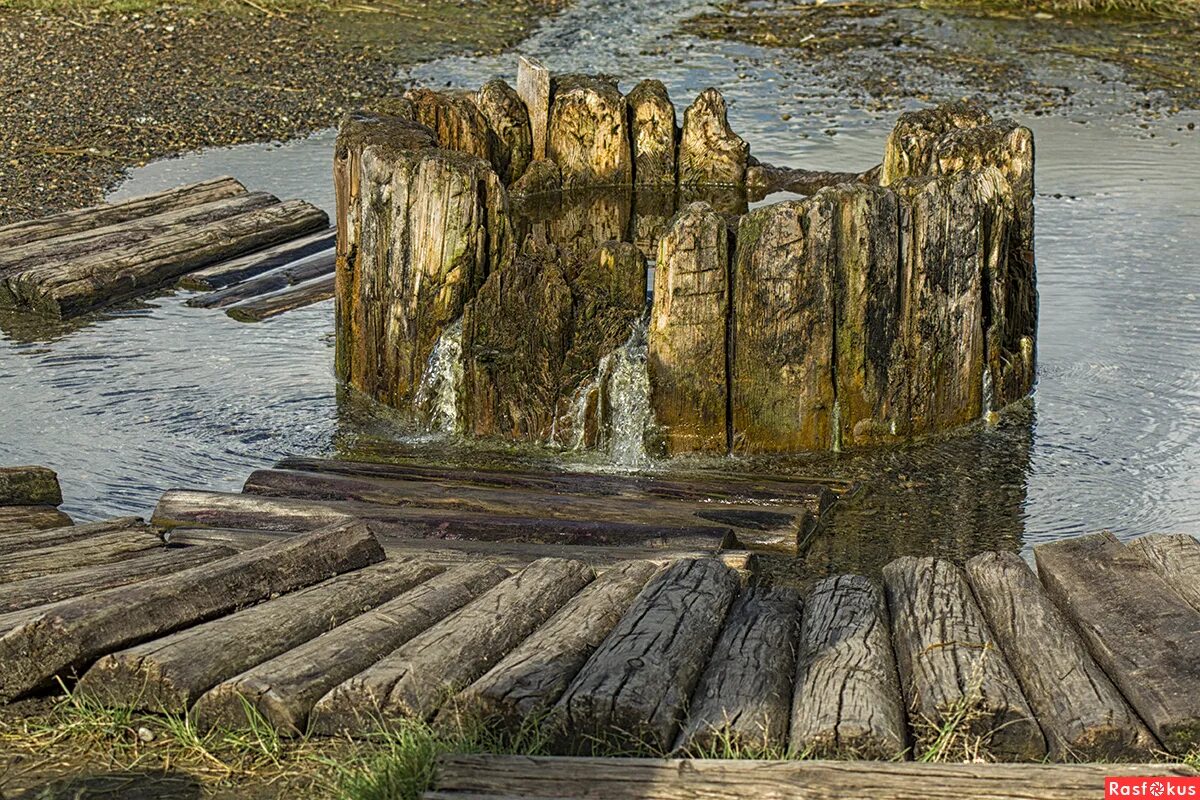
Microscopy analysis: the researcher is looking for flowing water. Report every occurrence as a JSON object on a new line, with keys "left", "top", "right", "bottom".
{"left": 1, "top": 0, "right": 1198, "bottom": 574}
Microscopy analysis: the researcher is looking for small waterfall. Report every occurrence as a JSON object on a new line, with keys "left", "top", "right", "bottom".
{"left": 414, "top": 319, "right": 463, "bottom": 433}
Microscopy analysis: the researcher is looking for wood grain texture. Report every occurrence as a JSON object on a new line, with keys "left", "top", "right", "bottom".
{"left": 0, "top": 516, "right": 141, "bottom": 557}
{"left": 0, "top": 526, "right": 163, "bottom": 583}
{"left": 225, "top": 274, "right": 335, "bottom": 322}
{"left": 477, "top": 78, "right": 532, "bottom": 184}
{"left": 547, "top": 75, "right": 630, "bottom": 188}
{"left": 0, "top": 505, "right": 72, "bottom": 535}
{"left": 1127, "top": 533, "right": 1200, "bottom": 613}
{"left": 627, "top": 80, "right": 676, "bottom": 186}
{"left": 516, "top": 56, "right": 550, "bottom": 162}
{"left": 678, "top": 88, "right": 748, "bottom": 186}
{"left": 178, "top": 227, "right": 335, "bottom": 290}
{"left": 188, "top": 251, "right": 334, "bottom": 309}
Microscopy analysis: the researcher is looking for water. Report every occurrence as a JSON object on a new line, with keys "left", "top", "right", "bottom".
{"left": 1, "top": 0, "right": 1198, "bottom": 574}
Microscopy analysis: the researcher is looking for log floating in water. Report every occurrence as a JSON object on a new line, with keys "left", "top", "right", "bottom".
{"left": 790, "top": 575, "right": 907, "bottom": 760}
{"left": 224, "top": 274, "right": 336, "bottom": 322}
{"left": 965, "top": 551, "right": 1156, "bottom": 761}
{"left": 1126, "top": 533, "right": 1200, "bottom": 614}
{"left": 0, "top": 505, "right": 73, "bottom": 535}
{"left": 0, "top": 525, "right": 163, "bottom": 584}
{"left": 1034, "top": 532, "right": 1200, "bottom": 754}
{"left": 178, "top": 227, "right": 336, "bottom": 291}
{"left": 192, "top": 562, "right": 507, "bottom": 736}
{"left": 0, "top": 466, "right": 63, "bottom": 506}
{"left": 0, "top": 516, "right": 144, "bottom": 557}
{"left": 882, "top": 556, "right": 1045, "bottom": 761}
{"left": 76, "top": 559, "right": 439, "bottom": 714}
{"left": 188, "top": 251, "right": 335, "bottom": 309}
{"left": 0, "top": 520, "right": 383, "bottom": 702}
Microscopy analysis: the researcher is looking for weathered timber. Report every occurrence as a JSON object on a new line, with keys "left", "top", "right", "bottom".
{"left": 0, "top": 177, "right": 246, "bottom": 250}
{"left": 790, "top": 575, "right": 907, "bottom": 759}
{"left": 0, "top": 505, "right": 72, "bottom": 535}
{"left": 880, "top": 100, "right": 991, "bottom": 186}
{"left": 1127, "top": 533, "right": 1200, "bottom": 613}
{"left": 478, "top": 79, "right": 533, "bottom": 184}
{"left": 444, "top": 560, "right": 660, "bottom": 730}
{"left": 548, "top": 75, "right": 631, "bottom": 188}
{"left": 745, "top": 161, "right": 869, "bottom": 199}
{"left": 675, "top": 587, "right": 801, "bottom": 754}
{"left": 553, "top": 558, "right": 740, "bottom": 753}
{"left": 511, "top": 158, "right": 561, "bottom": 196}
{"left": 0, "top": 545, "right": 234, "bottom": 615}
{"left": 76, "top": 559, "right": 439, "bottom": 713}
{"left": 310, "top": 558, "right": 591, "bottom": 732}
{"left": 678, "top": 88, "right": 749, "bottom": 186}
{"left": 406, "top": 88, "right": 496, "bottom": 168}
{"left": 0, "top": 520, "right": 383, "bottom": 702}
{"left": 0, "top": 526, "right": 163, "bottom": 584}
{"left": 153, "top": 490, "right": 738, "bottom": 550}
{"left": 192, "top": 562, "right": 507, "bottom": 735}
{"left": 178, "top": 227, "right": 336, "bottom": 290}
{"left": 965, "top": 551, "right": 1156, "bottom": 761}
{"left": 427, "top": 755, "right": 1197, "bottom": 800}
{"left": 516, "top": 56, "right": 551, "bottom": 162}
{"left": 0, "top": 516, "right": 143, "bottom": 557}
{"left": 0, "top": 466, "right": 62, "bottom": 506}
{"left": 1034, "top": 532, "right": 1200, "bottom": 753}
{"left": 225, "top": 274, "right": 335, "bottom": 322}
{"left": 882, "top": 556, "right": 1045, "bottom": 761}
{"left": 187, "top": 251, "right": 334, "bottom": 308}
{"left": 3, "top": 199, "right": 329, "bottom": 318}
{"left": 649, "top": 202, "right": 730, "bottom": 455}
{"left": 626, "top": 80, "right": 676, "bottom": 186}
{"left": 731, "top": 199, "right": 835, "bottom": 452}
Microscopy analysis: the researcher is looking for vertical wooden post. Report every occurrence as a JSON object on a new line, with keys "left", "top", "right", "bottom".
{"left": 517, "top": 55, "right": 551, "bottom": 162}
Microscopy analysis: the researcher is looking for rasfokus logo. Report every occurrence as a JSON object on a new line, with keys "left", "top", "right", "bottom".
{"left": 1106, "top": 777, "right": 1200, "bottom": 798}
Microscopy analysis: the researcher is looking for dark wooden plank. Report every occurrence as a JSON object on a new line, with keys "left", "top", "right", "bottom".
{"left": 1127, "top": 533, "right": 1200, "bottom": 613}
{"left": 675, "top": 587, "right": 801, "bottom": 754}
{"left": 553, "top": 558, "right": 741, "bottom": 753}
{"left": 191, "top": 562, "right": 508, "bottom": 736}
{"left": 225, "top": 274, "right": 335, "bottom": 322}
{"left": 1035, "top": 532, "right": 1200, "bottom": 753}
{"left": 0, "top": 466, "right": 62, "bottom": 506}
{"left": 0, "top": 520, "right": 383, "bottom": 702}
{"left": 882, "top": 556, "right": 1045, "bottom": 761}
{"left": 0, "top": 526, "right": 163, "bottom": 583}
{"left": 188, "top": 251, "right": 334, "bottom": 309}
{"left": 0, "top": 505, "right": 72, "bottom": 535}
{"left": 790, "top": 575, "right": 907, "bottom": 759}
{"left": 0, "top": 516, "right": 141, "bottom": 557}
{"left": 178, "top": 227, "right": 335, "bottom": 290}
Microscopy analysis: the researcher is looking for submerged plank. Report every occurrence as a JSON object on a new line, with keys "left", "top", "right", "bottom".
{"left": 0, "top": 466, "right": 62, "bottom": 506}
{"left": 225, "top": 274, "right": 336, "bottom": 322}
{"left": 1035, "top": 532, "right": 1200, "bottom": 753}
{"left": 0, "top": 526, "right": 163, "bottom": 583}
{"left": 0, "top": 505, "right": 73, "bottom": 535}
{"left": 188, "top": 251, "right": 334, "bottom": 308}
{"left": 192, "top": 562, "right": 507, "bottom": 736}
{"left": 0, "top": 516, "right": 142, "bottom": 557}
{"left": 1127, "top": 533, "right": 1200, "bottom": 613}
{"left": 0, "top": 520, "right": 383, "bottom": 701}
{"left": 179, "top": 227, "right": 335, "bottom": 290}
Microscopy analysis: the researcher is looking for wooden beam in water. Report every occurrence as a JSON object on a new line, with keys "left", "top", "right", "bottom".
{"left": 0, "top": 516, "right": 141, "bottom": 557}
{"left": 224, "top": 274, "right": 336, "bottom": 322}
{"left": 179, "top": 227, "right": 335, "bottom": 290}
{"left": 188, "top": 252, "right": 334, "bottom": 309}
{"left": 0, "top": 526, "right": 164, "bottom": 584}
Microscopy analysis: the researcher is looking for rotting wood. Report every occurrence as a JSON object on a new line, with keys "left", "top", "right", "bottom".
{"left": 1127, "top": 533, "right": 1200, "bottom": 613}
{"left": 516, "top": 56, "right": 551, "bottom": 162}
{"left": 0, "top": 516, "right": 144, "bottom": 557}
{"left": 225, "top": 274, "right": 336, "bottom": 322}
{"left": 187, "top": 251, "right": 334, "bottom": 308}
{"left": 790, "top": 575, "right": 907, "bottom": 760}
{"left": 178, "top": 227, "right": 336, "bottom": 291}
{"left": 0, "top": 520, "right": 383, "bottom": 702}
{"left": 1035, "top": 532, "right": 1200, "bottom": 754}
{"left": 965, "top": 551, "right": 1156, "bottom": 761}
{"left": 406, "top": 88, "right": 496, "bottom": 169}
{"left": 0, "top": 505, "right": 73, "bottom": 535}
{"left": 0, "top": 526, "right": 163, "bottom": 584}
{"left": 478, "top": 78, "right": 533, "bottom": 184}
{"left": 191, "top": 562, "right": 507, "bottom": 736}
{"left": 548, "top": 75, "right": 631, "bottom": 188}
{"left": 675, "top": 587, "right": 801, "bottom": 755}
{"left": 626, "top": 79, "right": 676, "bottom": 186}
{"left": 678, "top": 88, "right": 749, "bottom": 186}
{"left": 0, "top": 466, "right": 62, "bottom": 507}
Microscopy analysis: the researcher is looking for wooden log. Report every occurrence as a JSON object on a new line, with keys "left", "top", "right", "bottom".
{"left": 1034, "top": 532, "right": 1200, "bottom": 753}
{"left": 790, "top": 575, "right": 907, "bottom": 760}
{"left": 511, "top": 158, "right": 561, "bottom": 196}
{"left": 310, "top": 558, "right": 592, "bottom": 732}
{"left": 225, "top": 274, "right": 335, "bottom": 322}
{"left": 188, "top": 252, "right": 334, "bottom": 309}
{"left": 548, "top": 75, "right": 631, "bottom": 188}
{"left": 626, "top": 80, "right": 676, "bottom": 186}
{"left": 444, "top": 560, "right": 660, "bottom": 730}
{"left": 0, "top": 526, "right": 163, "bottom": 584}
{"left": 153, "top": 490, "right": 739, "bottom": 551}
{"left": 1126, "top": 533, "right": 1200, "bottom": 614}
{"left": 76, "top": 559, "right": 439, "bottom": 713}
{"left": 191, "top": 562, "right": 507, "bottom": 735}
{"left": 407, "top": 88, "right": 496, "bottom": 168}
{"left": 965, "top": 551, "right": 1156, "bottom": 761}
{"left": 882, "top": 556, "right": 1045, "bottom": 761}
{"left": 745, "top": 160, "right": 869, "bottom": 199}
{"left": 675, "top": 587, "right": 801, "bottom": 754}
{"left": 178, "top": 227, "right": 336, "bottom": 291}
{"left": 0, "top": 545, "right": 234, "bottom": 614}
{"left": 678, "top": 89, "right": 749, "bottom": 186}
{"left": 0, "top": 516, "right": 143, "bottom": 557}
{"left": 553, "top": 558, "right": 740, "bottom": 753}
{"left": 0, "top": 177, "right": 246, "bottom": 250}
{"left": 880, "top": 100, "right": 991, "bottom": 186}
{"left": 428, "top": 754, "right": 1198, "bottom": 800}
{"left": 0, "top": 504, "right": 72, "bottom": 535}
{"left": 3, "top": 199, "right": 329, "bottom": 318}
{"left": 478, "top": 78, "right": 533, "bottom": 185}
{"left": 517, "top": 56, "right": 551, "bottom": 162}
{"left": 0, "top": 466, "right": 62, "bottom": 506}
{"left": 0, "top": 520, "right": 384, "bottom": 702}
{"left": 649, "top": 202, "right": 730, "bottom": 455}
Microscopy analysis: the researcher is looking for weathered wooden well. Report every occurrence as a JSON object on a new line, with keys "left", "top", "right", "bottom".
{"left": 334, "top": 58, "right": 1036, "bottom": 454}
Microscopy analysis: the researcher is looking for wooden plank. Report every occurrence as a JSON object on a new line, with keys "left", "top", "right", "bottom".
{"left": 0, "top": 177, "right": 246, "bottom": 249}
{"left": 76, "top": 559, "right": 440, "bottom": 713}
{"left": 965, "top": 551, "right": 1156, "bottom": 761}
{"left": 0, "top": 516, "right": 141, "bottom": 557}
{"left": 188, "top": 251, "right": 334, "bottom": 309}
{"left": 675, "top": 587, "right": 801, "bottom": 754}
{"left": 1127, "top": 533, "right": 1200, "bottom": 613}
{"left": 178, "top": 227, "right": 336, "bottom": 291}
{"left": 882, "top": 556, "right": 1045, "bottom": 761}
{"left": 191, "top": 562, "right": 509, "bottom": 736}
{"left": 0, "top": 505, "right": 73, "bottom": 535}
{"left": 444, "top": 561, "right": 660, "bottom": 730}
{"left": 790, "top": 575, "right": 907, "bottom": 759}
{"left": 0, "top": 545, "right": 234, "bottom": 614}
{"left": 427, "top": 755, "right": 1198, "bottom": 800}
{"left": 0, "top": 466, "right": 62, "bottom": 506}
{"left": 516, "top": 56, "right": 551, "bottom": 162}
{"left": 0, "top": 526, "right": 163, "bottom": 583}
{"left": 310, "top": 558, "right": 593, "bottom": 733}
{"left": 1034, "top": 532, "right": 1200, "bottom": 753}
{"left": 225, "top": 274, "right": 335, "bottom": 322}
{"left": 0, "top": 520, "right": 384, "bottom": 702}
{"left": 152, "top": 490, "right": 739, "bottom": 551}
{"left": 553, "top": 558, "right": 741, "bottom": 753}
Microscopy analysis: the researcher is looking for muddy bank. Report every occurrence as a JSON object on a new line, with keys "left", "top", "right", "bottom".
{"left": 0, "top": 0, "right": 561, "bottom": 226}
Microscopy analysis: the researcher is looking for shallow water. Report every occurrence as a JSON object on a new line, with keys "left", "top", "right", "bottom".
{"left": 1, "top": 0, "right": 1198, "bottom": 574}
